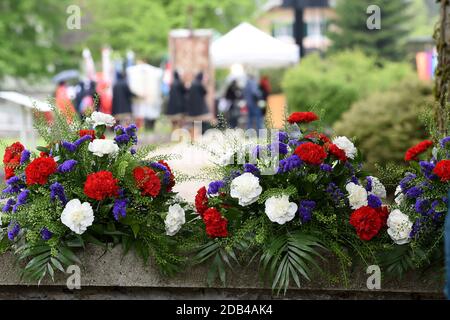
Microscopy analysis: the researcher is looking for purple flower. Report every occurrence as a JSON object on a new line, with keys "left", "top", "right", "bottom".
{"left": 288, "top": 139, "right": 301, "bottom": 148}
{"left": 149, "top": 162, "right": 171, "bottom": 184}
{"left": 12, "top": 189, "right": 30, "bottom": 212}
{"left": 2, "top": 185, "right": 21, "bottom": 194}
{"left": 326, "top": 182, "right": 345, "bottom": 205}
{"left": 74, "top": 135, "right": 92, "bottom": 147}
{"left": 244, "top": 163, "right": 260, "bottom": 176}
{"left": 278, "top": 155, "right": 303, "bottom": 173}
{"left": 61, "top": 141, "right": 77, "bottom": 152}
{"left": 278, "top": 131, "right": 288, "bottom": 142}
{"left": 298, "top": 200, "right": 316, "bottom": 223}
{"left": 415, "top": 198, "right": 429, "bottom": 214}
{"left": 2, "top": 199, "right": 15, "bottom": 213}
{"left": 366, "top": 177, "right": 373, "bottom": 192}
{"left": 400, "top": 173, "right": 417, "bottom": 191}
{"left": 6, "top": 176, "right": 21, "bottom": 185}
{"left": 114, "top": 133, "right": 130, "bottom": 145}
{"left": 440, "top": 136, "right": 450, "bottom": 148}
{"left": 114, "top": 125, "right": 125, "bottom": 134}
{"left": 320, "top": 164, "right": 332, "bottom": 172}
{"left": 58, "top": 159, "right": 78, "bottom": 173}
{"left": 207, "top": 180, "right": 225, "bottom": 195}
{"left": 367, "top": 194, "right": 382, "bottom": 208}
{"left": 7, "top": 222, "right": 20, "bottom": 241}
{"left": 20, "top": 150, "right": 30, "bottom": 165}
{"left": 125, "top": 124, "right": 137, "bottom": 137}
{"left": 419, "top": 161, "right": 436, "bottom": 180}
{"left": 130, "top": 148, "right": 137, "bottom": 155}
{"left": 350, "top": 176, "right": 359, "bottom": 185}
{"left": 410, "top": 219, "right": 422, "bottom": 238}
{"left": 268, "top": 142, "right": 288, "bottom": 155}
{"left": 40, "top": 228, "right": 53, "bottom": 241}
{"left": 50, "top": 182, "right": 67, "bottom": 205}
{"left": 252, "top": 145, "right": 264, "bottom": 159}
{"left": 405, "top": 186, "right": 423, "bottom": 199}
{"left": 112, "top": 198, "right": 127, "bottom": 221}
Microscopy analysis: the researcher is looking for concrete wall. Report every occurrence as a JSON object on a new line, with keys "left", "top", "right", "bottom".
{"left": 0, "top": 245, "right": 445, "bottom": 299}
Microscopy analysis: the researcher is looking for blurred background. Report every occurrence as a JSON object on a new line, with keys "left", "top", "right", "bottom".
{"left": 0, "top": 0, "right": 440, "bottom": 174}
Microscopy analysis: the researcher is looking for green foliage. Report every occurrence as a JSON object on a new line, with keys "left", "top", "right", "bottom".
{"left": 328, "top": 0, "right": 411, "bottom": 61}
{"left": 282, "top": 51, "right": 413, "bottom": 125}
{"left": 333, "top": 80, "right": 433, "bottom": 171}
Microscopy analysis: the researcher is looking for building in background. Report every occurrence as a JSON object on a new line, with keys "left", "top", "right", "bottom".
{"left": 256, "top": 0, "right": 335, "bottom": 55}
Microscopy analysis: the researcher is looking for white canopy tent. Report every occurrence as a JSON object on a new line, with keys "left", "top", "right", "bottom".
{"left": 210, "top": 22, "right": 300, "bottom": 69}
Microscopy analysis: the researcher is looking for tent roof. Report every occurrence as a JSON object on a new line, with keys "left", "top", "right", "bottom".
{"left": 210, "top": 22, "right": 299, "bottom": 69}
{"left": 0, "top": 91, "right": 51, "bottom": 112}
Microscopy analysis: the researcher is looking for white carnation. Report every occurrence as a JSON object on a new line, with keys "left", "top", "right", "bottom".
{"left": 88, "top": 139, "right": 119, "bottom": 157}
{"left": 165, "top": 204, "right": 186, "bottom": 236}
{"left": 394, "top": 185, "right": 405, "bottom": 205}
{"left": 88, "top": 111, "right": 116, "bottom": 128}
{"left": 345, "top": 182, "right": 368, "bottom": 209}
{"left": 61, "top": 199, "right": 94, "bottom": 235}
{"left": 387, "top": 209, "right": 413, "bottom": 245}
{"left": 332, "top": 136, "right": 357, "bottom": 159}
{"left": 368, "top": 176, "right": 386, "bottom": 199}
{"left": 264, "top": 195, "right": 298, "bottom": 225}
{"left": 230, "top": 172, "right": 262, "bottom": 206}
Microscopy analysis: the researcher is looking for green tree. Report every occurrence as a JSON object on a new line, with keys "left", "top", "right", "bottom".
{"left": 328, "top": 0, "right": 411, "bottom": 61}
{"left": 0, "top": 0, "right": 73, "bottom": 79}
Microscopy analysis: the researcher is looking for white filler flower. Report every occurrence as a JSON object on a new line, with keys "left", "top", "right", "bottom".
{"left": 61, "top": 199, "right": 94, "bottom": 235}
{"left": 368, "top": 176, "right": 387, "bottom": 199}
{"left": 165, "top": 204, "right": 186, "bottom": 236}
{"left": 346, "top": 182, "right": 368, "bottom": 209}
{"left": 230, "top": 172, "right": 262, "bottom": 206}
{"left": 387, "top": 209, "right": 413, "bottom": 245}
{"left": 394, "top": 185, "right": 405, "bottom": 205}
{"left": 264, "top": 195, "right": 298, "bottom": 225}
{"left": 88, "top": 139, "right": 119, "bottom": 157}
{"left": 88, "top": 111, "right": 116, "bottom": 128}
{"left": 332, "top": 136, "right": 357, "bottom": 159}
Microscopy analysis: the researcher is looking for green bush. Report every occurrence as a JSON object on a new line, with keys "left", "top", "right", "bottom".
{"left": 333, "top": 80, "right": 433, "bottom": 171}
{"left": 282, "top": 51, "right": 413, "bottom": 125}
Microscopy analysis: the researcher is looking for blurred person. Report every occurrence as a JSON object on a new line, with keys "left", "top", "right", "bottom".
{"left": 244, "top": 74, "right": 263, "bottom": 130}
{"left": 55, "top": 81, "right": 76, "bottom": 121}
{"left": 224, "top": 80, "right": 242, "bottom": 128}
{"left": 112, "top": 72, "right": 133, "bottom": 125}
{"left": 259, "top": 75, "right": 271, "bottom": 116}
{"left": 166, "top": 70, "right": 187, "bottom": 130}
{"left": 75, "top": 78, "right": 99, "bottom": 115}
{"left": 186, "top": 72, "right": 210, "bottom": 137}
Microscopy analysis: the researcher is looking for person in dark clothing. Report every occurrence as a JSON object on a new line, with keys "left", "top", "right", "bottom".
{"left": 186, "top": 72, "right": 210, "bottom": 119}
{"left": 244, "top": 75, "right": 263, "bottom": 130}
{"left": 225, "top": 80, "right": 242, "bottom": 128}
{"left": 112, "top": 72, "right": 133, "bottom": 125}
{"left": 166, "top": 70, "right": 187, "bottom": 130}
{"left": 259, "top": 75, "right": 271, "bottom": 116}
{"left": 75, "top": 79, "right": 98, "bottom": 114}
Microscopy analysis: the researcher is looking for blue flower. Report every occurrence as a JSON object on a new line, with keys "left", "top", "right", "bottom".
{"left": 130, "top": 148, "right": 136, "bottom": 155}
{"left": 40, "top": 228, "right": 53, "bottom": 241}
{"left": 243, "top": 163, "right": 260, "bottom": 176}
{"left": 7, "top": 222, "right": 20, "bottom": 241}
{"left": 2, "top": 199, "right": 15, "bottom": 213}
{"left": 367, "top": 194, "right": 382, "bottom": 208}
{"left": 113, "top": 198, "right": 127, "bottom": 221}
{"left": 268, "top": 142, "right": 288, "bottom": 155}
{"left": 2, "top": 185, "right": 21, "bottom": 194}
{"left": 419, "top": 161, "right": 436, "bottom": 180}
{"left": 12, "top": 189, "right": 30, "bottom": 212}
{"left": 207, "top": 180, "right": 225, "bottom": 195}
{"left": 326, "top": 182, "right": 346, "bottom": 205}
{"left": 320, "top": 164, "right": 332, "bottom": 172}
{"left": 149, "top": 162, "right": 171, "bottom": 184}
{"left": 415, "top": 198, "right": 429, "bottom": 214}
{"left": 61, "top": 141, "right": 77, "bottom": 152}
{"left": 20, "top": 150, "right": 31, "bottom": 165}
{"left": 50, "top": 182, "right": 67, "bottom": 205}
{"left": 125, "top": 124, "right": 138, "bottom": 137}
{"left": 365, "top": 176, "right": 373, "bottom": 192}
{"left": 6, "top": 176, "right": 21, "bottom": 185}
{"left": 114, "top": 125, "right": 125, "bottom": 134}
{"left": 298, "top": 200, "right": 316, "bottom": 223}
{"left": 74, "top": 135, "right": 92, "bottom": 147}
{"left": 278, "top": 155, "right": 302, "bottom": 173}
{"left": 400, "top": 173, "right": 417, "bottom": 191}
{"left": 405, "top": 186, "right": 423, "bottom": 199}
{"left": 440, "top": 136, "right": 450, "bottom": 148}
{"left": 58, "top": 159, "right": 78, "bottom": 173}
{"left": 278, "top": 131, "right": 288, "bottom": 142}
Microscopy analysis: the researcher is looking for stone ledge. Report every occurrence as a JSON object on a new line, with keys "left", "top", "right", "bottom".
{"left": 0, "top": 245, "right": 445, "bottom": 299}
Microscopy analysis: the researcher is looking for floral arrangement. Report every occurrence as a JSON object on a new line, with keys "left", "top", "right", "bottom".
{"left": 193, "top": 112, "right": 389, "bottom": 291}
{"left": 381, "top": 136, "right": 449, "bottom": 275}
{"left": 0, "top": 109, "right": 190, "bottom": 282}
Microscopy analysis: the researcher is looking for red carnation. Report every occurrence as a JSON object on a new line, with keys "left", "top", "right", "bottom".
{"left": 25, "top": 156, "right": 57, "bottom": 186}
{"left": 195, "top": 186, "right": 209, "bottom": 216}
{"left": 3, "top": 142, "right": 24, "bottom": 179}
{"left": 84, "top": 171, "right": 119, "bottom": 200}
{"left": 328, "top": 144, "right": 347, "bottom": 162}
{"left": 79, "top": 129, "right": 104, "bottom": 140}
{"left": 287, "top": 112, "right": 319, "bottom": 124}
{"left": 349, "top": 206, "right": 387, "bottom": 241}
{"left": 304, "top": 131, "right": 331, "bottom": 144}
{"left": 404, "top": 140, "right": 433, "bottom": 161}
{"left": 158, "top": 160, "right": 176, "bottom": 192}
{"left": 203, "top": 208, "right": 228, "bottom": 238}
{"left": 294, "top": 142, "right": 327, "bottom": 165}
{"left": 433, "top": 160, "right": 450, "bottom": 182}
{"left": 133, "top": 166, "right": 161, "bottom": 197}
